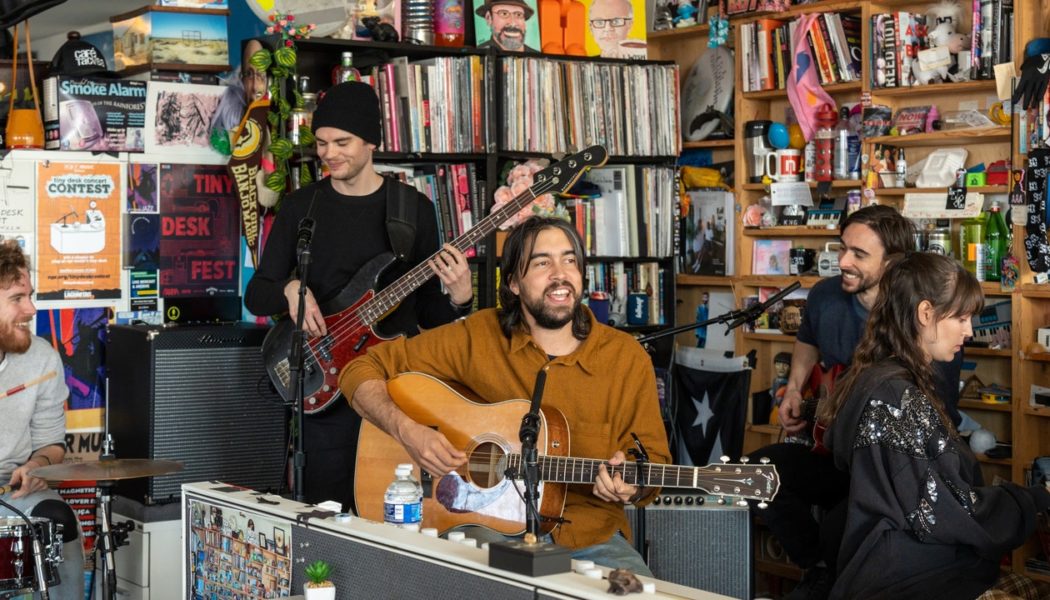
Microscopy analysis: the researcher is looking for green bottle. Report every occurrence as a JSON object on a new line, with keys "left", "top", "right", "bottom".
{"left": 983, "top": 201, "right": 1008, "bottom": 282}
{"left": 959, "top": 213, "right": 986, "bottom": 280}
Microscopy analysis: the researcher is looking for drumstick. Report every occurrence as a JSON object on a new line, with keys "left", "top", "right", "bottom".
{"left": 0, "top": 370, "right": 58, "bottom": 399}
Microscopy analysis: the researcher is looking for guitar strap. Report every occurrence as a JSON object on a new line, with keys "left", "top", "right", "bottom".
{"left": 385, "top": 177, "right": 418, "bottom": 264}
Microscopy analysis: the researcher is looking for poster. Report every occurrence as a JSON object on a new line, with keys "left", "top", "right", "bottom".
{"left": 159, "top": 163, "right": 240, "bottom": 297}
{"left": 36, "top": 307, "right": 113, "bottom": 418}
{"left": 0, "top": 163, "right": 35, "bottom": 233}
{"left": 36, "top": 161, "right": 123, "bottom": 300}
{"left": 582, "top": 0, "right": 647, "bottom": 58}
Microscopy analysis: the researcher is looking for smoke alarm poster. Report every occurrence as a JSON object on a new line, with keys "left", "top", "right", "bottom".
{"left": 158, "top": 163, "right": 239, "bottom": 297}
{"left": 36, "top": 161, "right": 122, "bottom": 301}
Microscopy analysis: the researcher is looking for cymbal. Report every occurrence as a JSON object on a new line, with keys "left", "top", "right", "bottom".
{"left": 33, "top": 459, "right": 184, "bottom": 481}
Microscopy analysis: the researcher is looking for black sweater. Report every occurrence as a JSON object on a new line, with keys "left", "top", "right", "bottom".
{"left": 825, "top": 361, "right": 1050, "bottom": 600}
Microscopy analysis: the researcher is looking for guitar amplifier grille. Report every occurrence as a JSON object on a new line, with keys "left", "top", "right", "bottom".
{"left": 108, "top": 324, "right": 287, "bottom": 504}
{"left": 627, "top": 495, "right": 752, "bottom": 599}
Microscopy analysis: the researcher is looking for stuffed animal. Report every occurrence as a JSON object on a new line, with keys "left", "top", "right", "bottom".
{"left": 673, "top": 0, "right": 697, "bottom": 28}
{"left": 912, "top": 0, "right": 971, "bottom": 84}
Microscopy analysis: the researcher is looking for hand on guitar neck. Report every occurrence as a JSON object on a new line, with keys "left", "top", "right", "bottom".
{"left": 593, "top": 451, "right": 639, "bottom": 504}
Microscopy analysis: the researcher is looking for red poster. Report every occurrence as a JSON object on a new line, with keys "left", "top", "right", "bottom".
{"left": 159, "top": 163, "right": 240, "bottom": 297}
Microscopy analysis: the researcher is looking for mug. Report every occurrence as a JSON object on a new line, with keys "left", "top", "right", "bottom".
{"left": 789, "top": 247, "right": 816, "bottom": 275}
{"left": 765, "top": 149, "right": 802, "bottom": 182}
{"left": 818, "top": 242, "right": 842, "bottom": 278}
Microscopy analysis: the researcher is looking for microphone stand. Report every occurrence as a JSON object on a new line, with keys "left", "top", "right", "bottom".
{"left": 518, "top": 369, "right": 546, "bottom": 539}
{"left": 290, "top": 240, "right": 313, "bottom": 503}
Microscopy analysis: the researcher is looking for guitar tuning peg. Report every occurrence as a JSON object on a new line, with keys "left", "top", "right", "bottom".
{"left": 759, "top": 457, "right": 771, "bottom": 465}
{"left": 740, "top": 456, "right": 750, "bottom": 463}
{"left": 719, "top": 455, "right": 730, "bottom": 464}
{"left": 735, "top": 499, "right": 748, "bottom": 507}
{"left": 757, "top": 501, "right": 768, "bottom": 510}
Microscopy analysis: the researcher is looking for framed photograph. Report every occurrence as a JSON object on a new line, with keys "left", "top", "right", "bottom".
{"left": 752, "top": 239, "right": 792, "bottom": 275}
{"left": 273, "top": 527, "right": 286, "bottom": 556}
{"left": 143, "top": 81, "right": 226, "bottom": 160}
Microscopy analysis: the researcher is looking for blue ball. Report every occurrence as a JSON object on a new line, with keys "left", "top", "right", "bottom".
{"left": 767, "top": 122, "right": 790, "bottom": 149}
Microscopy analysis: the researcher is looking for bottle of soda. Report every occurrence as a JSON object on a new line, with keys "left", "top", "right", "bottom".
{"left": 332, "top": 51, "right": 361, "bottom": 84}
{"left": 983, "top": 200, "right": 1008, "bottom": 282}
{"left": 384, "top": 463, "right": 422, "bottom": 532}
{"left": 434, "top": 0, "right": 465, "bottom": 47}
{"left": 959, "top": 213, "right": 986, "bottom": 280}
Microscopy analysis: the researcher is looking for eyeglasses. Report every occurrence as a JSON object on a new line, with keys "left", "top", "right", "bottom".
{"left": 492, "top": 9, "right": 526, "bottom": 19}
{"left": 240, "top": 70, "right": 267, "bottom": 84}
{"left": 590, "top": 17, "right": 630, "bottom": 28}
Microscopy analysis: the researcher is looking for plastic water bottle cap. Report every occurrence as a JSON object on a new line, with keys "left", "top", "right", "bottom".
{"left": 459, "top": 538, "right": 477, "bottom": 547}
{"left": 642, "top": 582, "right": 656, "bottom": 593}
{"left": 481, "top": 542, "right": 489, "bottom": 550}
{"left": 584, "top": 568, "right": 603, "bottom": 579}
{"left": 421, "top": 527, "right": 439, "bottom": 537}
{"left": 334, "top": 513, "right": 352, "bottom": 523}
{"left": 574, "top": 560, "right": 595, "bottom": 572}
{"left": 447, "top": 531, "right": 466, "bottom": 542}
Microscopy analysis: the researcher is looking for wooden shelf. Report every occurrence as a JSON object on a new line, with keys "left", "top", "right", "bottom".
{"left": 734, "top": 0, "right": 862, "bottom": 24}
{"left": 1022, "top": 352, "right": 1050, "bottom": 363}
{"left": 743, "top": 332, "right": 796, "bottom": 342}
{"left": 677, "top": 274, "right": 734, "bottom": 287}
{"left": 648, "top": 23, "right": 710, "bottom": 40}
{"left": 1019, "top": 285, "right": 1050, "bottom": 299}
{"left": 742, "top": 80, "right": 860, "bottom": 100}
{"left": 867, "top": 127, "right": 1011, "bottom": 147}
{"left": 737, "top": 275, "right": 823, "bottom": 288}
{"left": 872, "top": 185, "right": 1009, "bottom": 196}
{"left": 870, "top": 79, "right": 998, "bottom": 97}
{"left": 743, "top": 227, "right": 840, "bottom": 237}
{"left": 981, "top": 282, "right": 1013, "bottom": 297}
{"left": 963, "top": 346, "right": 1012, "bottom": 358}
{"left": 747, "top": 424, "right": 783, "bottom": 436}
{"left": 958, "top": 399, "right": 1012, "bottom": 412}
{"left": 973, "top": 453, "right": 1013, "bottom": 466}
{"left": 1021, "top": 404, "right": 1050, "bottom": 418}
{"left": 683, "top": 139, "right": 735, "bottom": 149}
{"left": 741, "top": 180, "right": 862, "bottom": 190}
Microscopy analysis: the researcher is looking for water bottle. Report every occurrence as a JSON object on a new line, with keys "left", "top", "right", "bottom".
{"left": 983, "top": 200, "right": 1008, "bottom": 282}
{"left": 813, "top": 104, "right": 837, "bottom": 182}
{"left": 384, "top": 463, "right": 423, "bottom": 531}
{"left": 833, "top": 106, "right": 852, "bottom": 180}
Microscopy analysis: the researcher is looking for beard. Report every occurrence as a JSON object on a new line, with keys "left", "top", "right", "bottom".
{"left": 521, "top": 283, "right": 580, "bottom": 330}
{"left": 496, "top": 26, "right": 525, "bottom": 50}
{"left": 839, "top": 268, "right": 878, "bottom": 296}
{"left": 0, "top": 320, "right": 31, "bottom": 354}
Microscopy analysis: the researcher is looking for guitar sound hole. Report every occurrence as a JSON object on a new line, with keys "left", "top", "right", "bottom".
{"left": 467, "top": 441, "right": 507, "bottom": 489}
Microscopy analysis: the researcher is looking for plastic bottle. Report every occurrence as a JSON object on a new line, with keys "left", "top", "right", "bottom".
{"left": 803, "top": 140, "right": 816, "bottom": 182}
{"left": 384, "top": 463, "right": 423, "bottom": 531}
{"left": 813, "top": 104, "right": 837, "bottom": 182}
{"left": 959, "top": 213, "right": 986, "bottom": 280}
{"left": 332, "top": 52, "right": 361, "bottom": 85}
{"left": 983, "top": 201, "right": 1008, "bottom": 282}
{"left": 895, "top": 149, "right": 907, "bottom": 188}
{"left": 434, "top": 0, "right": 465, "bottom": 47}
{"left": 833, "top": 107, "right": 852, "bottom": 180}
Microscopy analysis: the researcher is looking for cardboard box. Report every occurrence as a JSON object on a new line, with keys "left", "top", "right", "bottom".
{"left": 43, "top": 76, "right": 147, "bottom": 151}
{"left": 110, "top": 5, "right": 229, "bottom": 73}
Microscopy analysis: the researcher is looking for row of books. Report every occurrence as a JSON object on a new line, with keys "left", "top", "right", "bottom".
{"left": 585, "top": 260, "right": 668, "bottom": 326}
{"left": 364, "top": 55, "right": 488, "bottom": 154}
{"left": 566, "top": 166, "right": 677, "bottom": 259}
{"left": 741, "top": 13, "right": 861, "bottom": 92}
{"left": 499, "top": 57, "right": 680, "bottom": 157}
{"left": 970, "top": 0, "right": 1013, "bottom": 81}
{"left": 378, "top": 163, "right": 486, "bottom": 257}
{"left": 870, "top": 11, "right": 929, "bottom": 89}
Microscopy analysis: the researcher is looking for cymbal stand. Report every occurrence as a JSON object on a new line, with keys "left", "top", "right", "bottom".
{"left": 92, "top": 480, "right": 132, "bottom": 600}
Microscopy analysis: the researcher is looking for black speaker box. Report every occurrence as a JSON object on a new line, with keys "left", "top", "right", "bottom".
{"left": 628, "top": 490, "right": 752, "bottom": 599}
{"left": 106, "top": 324, "right": 288, "bottom": 504}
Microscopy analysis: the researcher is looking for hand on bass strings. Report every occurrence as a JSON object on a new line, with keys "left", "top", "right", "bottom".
{"left": 778, "top": 387, "right": 809, "bottom": 434}
{"left": 594, "top": 451, "right": 639, "bottom": 504}
{"left": 284, "top": 280, "right": 326, "bottom": 337}
{"left": 428, "top": 244, "right": 473, "bottom": 306}
{"left": 397, "top": 420, "right": 467, "bottom": 477}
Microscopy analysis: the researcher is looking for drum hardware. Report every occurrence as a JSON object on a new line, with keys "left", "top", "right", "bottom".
{"left": 0, "top": 510, "right": 61, "bottom": 599}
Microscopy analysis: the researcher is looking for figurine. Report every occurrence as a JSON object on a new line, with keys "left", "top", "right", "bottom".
{"left": 672, "top": 0, "right": 697, "bottom": 28}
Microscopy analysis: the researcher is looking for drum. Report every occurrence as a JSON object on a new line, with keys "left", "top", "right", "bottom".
{"left": 0, "top": 517, "right": 62, "bottom": 593}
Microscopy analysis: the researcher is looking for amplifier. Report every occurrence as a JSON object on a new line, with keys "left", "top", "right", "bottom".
{"left": 106, "top": 324, "right": 287, "bottom": 504}
{"left": 628, "top": 491, "right": 752, "bottom": 599}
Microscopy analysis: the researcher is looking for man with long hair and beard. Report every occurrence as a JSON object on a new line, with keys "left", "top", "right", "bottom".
{"left": 0, "top": 240, "right": 85, "bottom": 599}
{"left": 342, "top": 216, "right": 670, "bottom": 573}
{"left": 823, "top": 252, "right": 1050, "bottom": 599}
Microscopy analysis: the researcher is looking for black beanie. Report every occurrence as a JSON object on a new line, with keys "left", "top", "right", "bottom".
{"left": 313, "top": 81, "right": 383, "bottom": 146}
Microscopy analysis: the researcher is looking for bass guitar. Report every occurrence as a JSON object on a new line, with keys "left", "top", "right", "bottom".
{"left": 261, "top": 146, "right": 608, "bottom": 413}
{"left": 355, "top": 372, "right": 781, "bottom": 535}
{"left": 770, "top": 363, "right": 845, "bottom": 453}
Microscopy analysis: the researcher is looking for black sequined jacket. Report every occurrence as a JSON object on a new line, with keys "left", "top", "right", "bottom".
{"left": 824, "top": 360, "right": 1050, "bottom": 600}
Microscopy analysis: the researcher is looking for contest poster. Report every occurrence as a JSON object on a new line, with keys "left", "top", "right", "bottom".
{"left": 36, "top": 162, "right": 123, "bottom": 300}
{"left": 159, "top": 163, "right": 240, "bottom": 298}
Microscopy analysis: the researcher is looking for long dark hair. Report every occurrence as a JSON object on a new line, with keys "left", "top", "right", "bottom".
{"left": 818, "top": 252, "right": 983, "bottom": 432}
{"left": 497, "top": 216, "right": 591, "bottom": 340}
{"left": 839, "top": 204, "right": 916, "bottom": 255}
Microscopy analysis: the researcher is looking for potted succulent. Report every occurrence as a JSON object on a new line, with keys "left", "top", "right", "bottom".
{"left": 303, "top": 560, "right": 335, "bottom": 600}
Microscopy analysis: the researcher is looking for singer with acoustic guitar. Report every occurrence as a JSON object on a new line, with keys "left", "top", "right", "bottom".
{"left": 342, "top": 216, "right": 673, "bottom": 575}
{"left": 244, "top": 81, "right": 473, "bottom": 511}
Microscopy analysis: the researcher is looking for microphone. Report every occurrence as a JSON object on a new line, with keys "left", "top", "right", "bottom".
{"left": 726, "top": 281, "right": 802, "bottom": 332}
{"left": 296, "top": 218, "right": 316, "bottom": 257}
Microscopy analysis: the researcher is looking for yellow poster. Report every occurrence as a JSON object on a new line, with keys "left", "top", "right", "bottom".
{"left": 36, "top": 161, "right": 123, "bottom": 300}
{"left": 582, "top": 0, "right": 648, "bottom": 59}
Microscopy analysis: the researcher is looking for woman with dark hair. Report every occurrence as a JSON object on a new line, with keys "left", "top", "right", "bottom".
{"left": 823, "top": 252, "right": 1050, "bottom": 600}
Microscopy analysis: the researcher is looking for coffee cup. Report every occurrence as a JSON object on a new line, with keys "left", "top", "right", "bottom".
{"left": 765, "top": 149, "right": 803, "bottom": 182}
{"left": 789, "top": 247, "right": 816, "bottom": 275}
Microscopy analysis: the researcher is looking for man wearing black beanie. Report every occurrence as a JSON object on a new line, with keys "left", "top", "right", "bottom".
{"left": 245, "top": 81, "right": 473, "bottom": 511}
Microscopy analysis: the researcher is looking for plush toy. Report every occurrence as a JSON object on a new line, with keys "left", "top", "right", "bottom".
{"left": 672, "top": 0, "right": 697, "bottom": 28}
{"left": 912, "top": 0, "right": 971, "bottom": 85}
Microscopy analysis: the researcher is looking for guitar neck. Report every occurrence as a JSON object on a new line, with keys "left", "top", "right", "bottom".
{"left": 507, "top": 455, "right": 708, "bottom": 489}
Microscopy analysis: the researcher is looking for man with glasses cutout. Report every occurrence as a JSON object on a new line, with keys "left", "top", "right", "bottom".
{"left": 476, "top": 0, "right": 539, "bottom": 52}
{"left": 589, "top": 0, "right": 646, "bottom": 58}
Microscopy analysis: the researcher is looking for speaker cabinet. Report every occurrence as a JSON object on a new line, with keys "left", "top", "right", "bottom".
{"left": 107, "top": 324, "right": 287, "bottom": 504}
{"left": 628, "top": 491, "right": 752, "bottom": 599}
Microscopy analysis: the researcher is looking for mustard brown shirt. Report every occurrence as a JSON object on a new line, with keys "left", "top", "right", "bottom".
{"left": 340, "top": 307, "right": 671, "bottom": 550}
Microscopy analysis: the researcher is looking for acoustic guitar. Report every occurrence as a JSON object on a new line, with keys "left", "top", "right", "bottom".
{"left": 261, "top": 146, "right": 608, "bottom": 413}
{"left": 355, "top": 372, "right": 781, "bottom": 535}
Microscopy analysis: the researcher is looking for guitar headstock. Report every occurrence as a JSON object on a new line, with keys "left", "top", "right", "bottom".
{"left": 531, "top": 146, "right": 609, "bottom": 197}
{"left": 696, "top": 460, "right": 781, "bottom": 505}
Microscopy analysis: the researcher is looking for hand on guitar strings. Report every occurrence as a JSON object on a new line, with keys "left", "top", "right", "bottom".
{"left": 283, "top": 280, "right": 326, "bottom": 337}
{"left": 399, "top": 420, "right": 467, "bottom": 477}
{"left": 428, "top": 244, "right": 473, "bottom": 306}
{"left": 594, "top": 451, "right": 638, "bottom": 504}
{"left": 778, "top": 388, "right": 809, "bottom": 435}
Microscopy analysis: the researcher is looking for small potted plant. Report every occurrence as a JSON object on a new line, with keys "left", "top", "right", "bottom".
{"left": 303, "top": 560, "right": 335, "bottom": 600}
